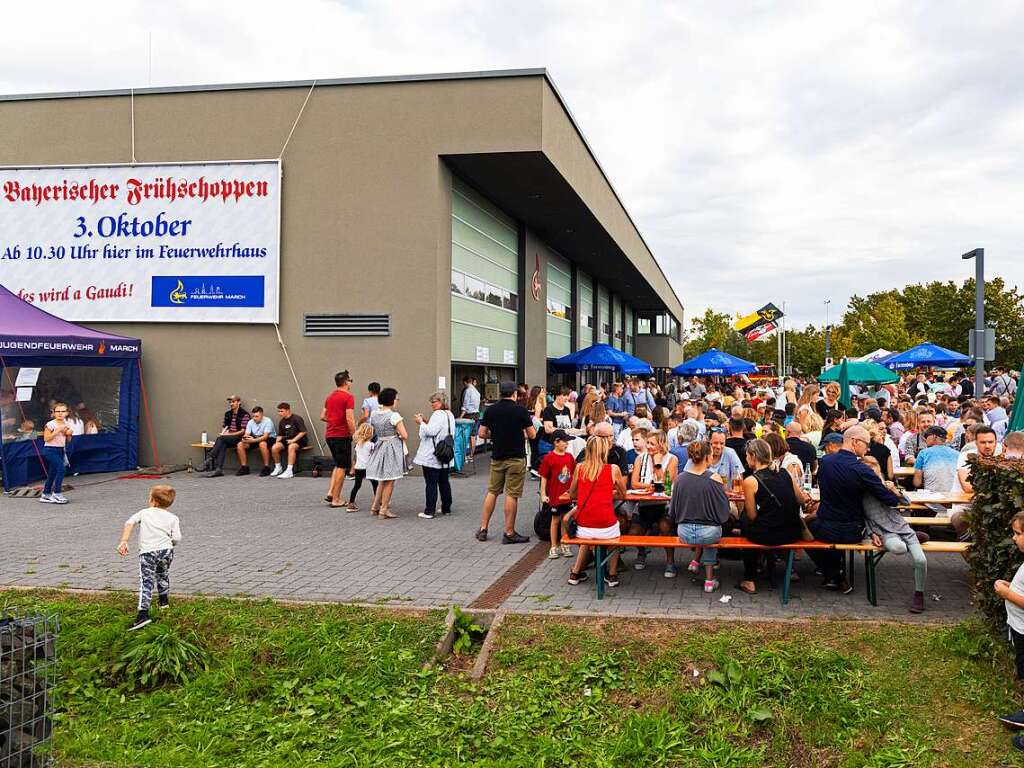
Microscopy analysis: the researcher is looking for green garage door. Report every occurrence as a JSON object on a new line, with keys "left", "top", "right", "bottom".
{"left": 546, "top": 251, "right": 572, "bottom": 359}
{"left": 450, "top": 177, "right": 519, "bottom": 367}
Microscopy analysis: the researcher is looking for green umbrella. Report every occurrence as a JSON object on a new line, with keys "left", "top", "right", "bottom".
{"left": 1008, "top": 364, "right": 1024, "bottom": 434}
{"left": 837, "top": 358, "right": 852, "bottom": 410}
{"left": 818, "top": 360, "right": 900, "bottom": 385}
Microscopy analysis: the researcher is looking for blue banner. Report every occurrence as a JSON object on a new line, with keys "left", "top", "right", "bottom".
{"left": 151, "top": 276, "right": 264, "bottom": 308}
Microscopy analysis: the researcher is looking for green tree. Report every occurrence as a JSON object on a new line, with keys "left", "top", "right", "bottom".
{"left": 841, "top": 291, "right": 915, "bottom": 355}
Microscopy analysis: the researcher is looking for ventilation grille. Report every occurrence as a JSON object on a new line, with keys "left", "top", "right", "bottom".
{"left": 303, "top": 314, "right": 391, "bottom": 337}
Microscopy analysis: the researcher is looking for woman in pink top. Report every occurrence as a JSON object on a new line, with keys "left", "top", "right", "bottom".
{"left": 41, "top": 402, "right": 73, "bottom": 504}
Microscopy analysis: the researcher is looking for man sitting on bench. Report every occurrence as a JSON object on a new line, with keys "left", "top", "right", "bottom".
{"left": 805, "top": 425, "right": 902, "bottom": 594}
{"left": 237, "top": 406, "right": 276, "bottom": 476}
{"left": 271, "top": 402, "right": 308, "bottom": 479}
{"left": 203, "top": 395, "right": 250, "bottom": 477}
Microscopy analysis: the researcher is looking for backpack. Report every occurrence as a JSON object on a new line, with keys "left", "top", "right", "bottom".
{"left": 431, "top": 412, "right": 456, "bottom": 465}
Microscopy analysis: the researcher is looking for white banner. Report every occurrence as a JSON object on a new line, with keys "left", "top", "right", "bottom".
{"left": 0, "top": 160, "right": 280, "bottom": 323}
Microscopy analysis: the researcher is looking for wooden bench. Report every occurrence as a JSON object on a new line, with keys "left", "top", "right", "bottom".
{"left": 190, "top": 441, "right": 313, "bottom": 470}
{"left": 562, "top": 534, "right": 969, "bottom": 606}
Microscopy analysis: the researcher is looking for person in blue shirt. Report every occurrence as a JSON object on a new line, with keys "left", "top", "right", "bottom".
{"left": 624, "top": 379, "right": 656, "bottom": 417}
{"left": 605, "top": 382, "right": 629, "bottom": 439}
{"left": 805, "top": 424, "right": 902, "bottom": 592}
{"left": 913, "top": 425, "right": 960, "bottom": 493}
{"left": 237, "top": 406, "right": 276, "bottom": 476}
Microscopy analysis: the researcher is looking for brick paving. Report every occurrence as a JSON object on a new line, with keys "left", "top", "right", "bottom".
{"left": 0, "top": 458, "right": 976, "bottom": 621}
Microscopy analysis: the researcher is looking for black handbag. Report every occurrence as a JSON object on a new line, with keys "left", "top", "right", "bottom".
{"left": 534, "top": 505, "right": 554, "bottom": 541}
{"left": 431, "top": 413, "right": 456, "bottom": 465}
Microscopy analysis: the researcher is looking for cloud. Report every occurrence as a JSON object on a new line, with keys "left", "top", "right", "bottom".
{"left": 1, "top": 1, "right": 1020, "bottom": 331}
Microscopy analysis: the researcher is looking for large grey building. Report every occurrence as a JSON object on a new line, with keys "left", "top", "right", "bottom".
{"left": 0, "top": 69, "right": 684, "bottom": 463}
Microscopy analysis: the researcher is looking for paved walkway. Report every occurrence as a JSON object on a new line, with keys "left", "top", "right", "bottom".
{"left": 0, "top": 458, "right": 975, "bottom": 621}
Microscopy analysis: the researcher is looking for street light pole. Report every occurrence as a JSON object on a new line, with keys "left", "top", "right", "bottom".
{"left": 824, "top": 299, "right": 832, "bottom": 367}
{"left": 962, "top": 248, "right": 985, "bottom": 396}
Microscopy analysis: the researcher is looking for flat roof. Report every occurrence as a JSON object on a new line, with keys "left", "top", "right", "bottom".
{"left": 0, "top": 68, "right": 683, "bottom": 319}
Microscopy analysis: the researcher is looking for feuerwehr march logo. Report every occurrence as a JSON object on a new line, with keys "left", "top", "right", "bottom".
{"left": 169, "top": 280, "right": 188, "bottom": 305}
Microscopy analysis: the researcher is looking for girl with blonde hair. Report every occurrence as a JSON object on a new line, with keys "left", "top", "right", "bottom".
{"left": 563, "top": 435, "right": 627, "bottom": 587}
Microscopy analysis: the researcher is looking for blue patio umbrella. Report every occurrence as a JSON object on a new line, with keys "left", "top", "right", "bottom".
{"left": 550, "top": 343, "right": 653, "bottom": 376}
{"left": 881, "top": 342, "right": 973, "bottom": 370}
{"left": 672, "top": 348, "right": 757, "bottom": 377}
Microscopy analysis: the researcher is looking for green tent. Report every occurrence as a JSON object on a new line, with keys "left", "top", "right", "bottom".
{"left": 1008, "top": 365, "right": 1024, "bottom": 434}
{"left": 818, "top": 360, "right": 899, "bottom": 385}
{"left": 837, "top": 358, "right": 852, "bottom": 410}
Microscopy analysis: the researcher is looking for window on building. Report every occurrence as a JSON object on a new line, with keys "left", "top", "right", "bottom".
{"left": 546, "top": 298, "right": 570, "bottom": 320}
{"left": 637, "top": 316, "right": 651, "bottom": 335}
{"left": 451, "top": 268, "right": 518, "bottom": 313}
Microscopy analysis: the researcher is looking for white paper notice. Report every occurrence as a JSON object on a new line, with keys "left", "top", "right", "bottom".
{"left": 475, "top": 346, "right": 489, "bottom": 362}
{"left": 438, "top": 376, "right": 446, "bottom": 390}
{"left": 16, "top": 387, "right": 32, "bottom": 402}
{"left": 503, "top": 349, "right": 515, "bottom": 364}
{"left": 15, "top": 368, "right": 40, "bottom": 387}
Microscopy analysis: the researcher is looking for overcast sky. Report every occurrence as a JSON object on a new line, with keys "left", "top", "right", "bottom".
{"left": 2, "top": 1, "right": 1021, "bottom": 330}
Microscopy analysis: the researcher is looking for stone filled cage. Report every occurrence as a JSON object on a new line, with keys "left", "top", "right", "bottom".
{"left": 1, "top": 613, "right": 58, "bottom": 767}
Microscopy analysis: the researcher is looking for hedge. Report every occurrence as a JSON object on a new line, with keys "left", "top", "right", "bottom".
{"left": 966, "top": 456, "right": 1024, "bottom": 631}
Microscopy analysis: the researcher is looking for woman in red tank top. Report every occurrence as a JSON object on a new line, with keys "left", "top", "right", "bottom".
{"left": 564, "top": 436, "right": 626, "bottom": 587}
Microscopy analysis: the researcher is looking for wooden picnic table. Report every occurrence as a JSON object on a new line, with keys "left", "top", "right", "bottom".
{"left": 892, "top": 466, "right": 915, "bottom": 478}
{"left": 807, "top": 488, "right": 972, "bottom": 506}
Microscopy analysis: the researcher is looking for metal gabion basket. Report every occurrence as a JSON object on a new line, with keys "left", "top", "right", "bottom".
{"left": 1, "top": 613, "right": 58, "bottom": 768}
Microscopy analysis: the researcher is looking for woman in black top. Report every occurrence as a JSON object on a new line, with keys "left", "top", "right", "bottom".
{"left": 863, "top": 419, "right": 894, "bottom": 480}
{"left": 738, "top": 438, "right": 807, "bottom": 595}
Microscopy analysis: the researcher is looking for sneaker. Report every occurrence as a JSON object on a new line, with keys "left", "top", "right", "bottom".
{"left": 418, "top": 511, "right": 435, "bottom": 520}
{"left": 127, "top": 612, "right": 151, "bottom": 632}
{"left": 999, "top": 710, "right": 1024, "bottom": 729}
{"left": 549, "top": 547, "right": 560, "bottom": 560}
{"left": 822, "top": 579, "right": 840, "bottom": 591}
{"left": 475, "top": 529, "right": 488, "bottom": 542}
{"left": 605, "top": 573, "right": 620, "bottom": 588}
{"left": 530, "top": 469, "right": 541, "bottom": 479}
{"left": 259, "top": 466, "right": 272, "bottom": 477}
{"left": 703, "top": 579, "right": 719, "bottom": 593}
{"left": 1014, "top": 734, "right": 1024, "bottom": 752}
{"left": 560, "top": 544, "right": 573, "bottom": 557}
{"left": 910, "top": 591, "right": 925, "bottom": 614}
{"left": 206, "top": 470, "right": 224, "bottom": 478}
{"left": 236, "top": 466, "right": 250, "bottom": 476}
{"left": 502, "top": 532, "right": 530, "bottom": 545}
{"left": 52, "top": 494, "right": 69, "bottom": 505}
{"left": 664, "top": 564, "right": 678, "bottom": 579}
{"left": 840, "top": 580, "right": 853, "bottom": 595}
{"left": 687, "top": 559, "right": 700, "bottom": 574}
{"left": 568, "top": 571, "right": 589, "bottom": 586}
{"left": 270, "top": 465, "right": 283, "bottom": 477}
{"left": 38, "top": 494, "right": 54, "bottom": 504}
{"left": 158, "top": 596, "right": 170, "bottom": 609}
{"left": 278, "top": 468, "right": 294, "bottom": 479}
{"left": 633, "top": 553, "right": 647, "bottom": 571}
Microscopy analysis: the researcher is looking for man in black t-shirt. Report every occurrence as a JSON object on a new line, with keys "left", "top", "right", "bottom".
{"left": 271, "top": 402, "right": 309, "bottom": 479}
{"left": 476, "top": 381, "right": 537, "bottom": 545}
{"left": 725, "top": 418, "right": 750, "bottom": 472}
{"left": 784, "top": 421, "right": 817, "bottom": 476}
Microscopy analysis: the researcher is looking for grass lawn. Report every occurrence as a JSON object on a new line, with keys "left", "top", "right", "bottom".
{"left": 3, "top": 589, "right": 1024, "bottom": 767}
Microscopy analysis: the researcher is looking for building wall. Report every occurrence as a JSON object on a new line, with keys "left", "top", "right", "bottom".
{"left": 544, "top": 249, "right": 572, "bottom": 360}
{"left": 0, "top": 78, "right": 545, "bottom": 463}
{"left": 577, "top": 271, "right": 595, "bottom": 350}
{"left": 520, "top": 228, "right": 549, "bottom": 388}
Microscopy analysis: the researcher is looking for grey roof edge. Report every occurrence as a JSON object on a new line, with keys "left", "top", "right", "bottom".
{"left": 0, "top": 66, "right": 683, "bottom": 320}
{"left": 537, "top": 74, "right": 685, "bottom": 321}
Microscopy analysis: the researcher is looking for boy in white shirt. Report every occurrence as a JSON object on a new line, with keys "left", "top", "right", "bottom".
{"left": 117, "top": 485, "right": 182, "bottom": 631}
{"left": 996, "top": 512, "right": 1024, "bottom": 749}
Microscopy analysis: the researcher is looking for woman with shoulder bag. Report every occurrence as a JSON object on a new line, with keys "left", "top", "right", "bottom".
{"left": 563, "top": 436, "right": 627, "bottom": 588}
{"left": 738, "top": 438, "right": 810, "bottom": 595}
{"left": 414, "top": 391, "right": 455, "bottom": 520}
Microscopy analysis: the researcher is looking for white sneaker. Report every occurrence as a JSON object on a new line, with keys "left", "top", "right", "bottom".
{"left": 278, "top": 468, "right": 294, "bottom": 479}
{"left": 52, "top": 494, "right": 69, "bottom": 505}
{"left": 560, "top": 544, "right": 573, "bottom": 557}
{"left": 548, "top": 547, "right": 560, "bottom": 560}
{"left": 703, "top": 579, "right": 719, "bottom": 593}
{"left": 270, "top": 465, "right": 283, "bottom": 477}
{"left": 38, "top": 493, "right": 54, "bottom": 504}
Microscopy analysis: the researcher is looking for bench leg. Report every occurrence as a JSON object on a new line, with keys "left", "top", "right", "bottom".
{"left": 846, "top": 550, "right": 855, "bottom": 590}
{"left": 781, "top": 550, "right": 795, "bottom": 606}
{"left": 865, "top": 551, "right": 885, "bottom": 606}
{"left": 595, "top": 545, "right": 605, "bottom": 600}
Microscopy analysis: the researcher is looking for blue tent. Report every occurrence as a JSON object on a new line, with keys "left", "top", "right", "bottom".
{"left": 673, "top": 348, "right": 757, "bottom": 376}
{"left": 881, "top": 342, "right": 972, "bottom": 371}
{"left": 0, "top": 283, "right": 141, "bottom": 491}
{"left": 550, "top": 343, "right": 653, "bottom": 376}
